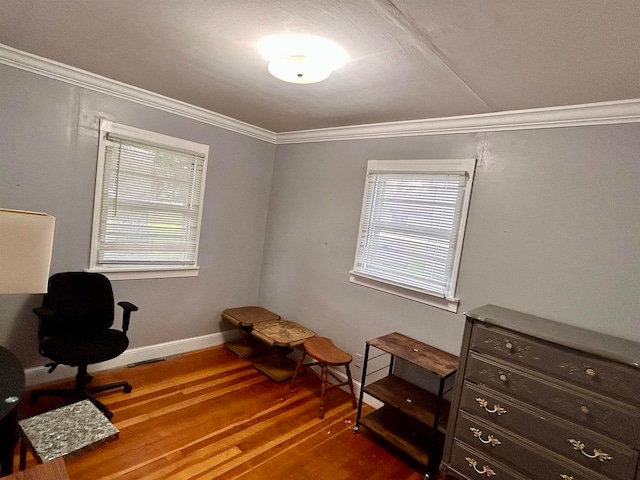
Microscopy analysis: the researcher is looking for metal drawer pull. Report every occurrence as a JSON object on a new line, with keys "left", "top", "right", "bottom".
{"left": 465, "top": 457, "right": 496, "bottom": 477}
{"left": 471, "top": 427, "right": 502, "bottom": 446}
{"left": 585, "top": 368, "right": 596, "bottom": 377}
{"left": 568, "top": 439, "right": 612, "bottom": 462}
{"left": 476, "top": 398, "right": 507, "bottom": 415}
{"left": 499, "top": 374, "right": 508, "bottom": 382}
{"left": 505, "top": 342, "right": 513, "bottom": 351}
{"left": 560, "top": 475, "right": 574, "bottom": 480}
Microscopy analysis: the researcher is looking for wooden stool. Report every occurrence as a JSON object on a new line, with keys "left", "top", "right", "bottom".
{"left": 222, "top": 306, "right": 280, "bottom": 358}
{"left": 290, "top": 337, "right": 358, "bottom": 419}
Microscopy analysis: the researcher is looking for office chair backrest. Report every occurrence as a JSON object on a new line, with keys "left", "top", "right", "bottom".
{"left": 42, "top": 272, "right": 115, "bottom": 336}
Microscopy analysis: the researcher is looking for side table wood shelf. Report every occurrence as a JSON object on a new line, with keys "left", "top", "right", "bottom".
{"left": 354, "top": 332, "right": 458, "bottom": 477}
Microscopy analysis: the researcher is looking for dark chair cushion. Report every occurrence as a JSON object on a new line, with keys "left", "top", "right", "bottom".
{"left": 42, "top": 272, "right": 115, "bottom": 336}
{"left": 41, "top": 329, "right": 129, "bottom": 366}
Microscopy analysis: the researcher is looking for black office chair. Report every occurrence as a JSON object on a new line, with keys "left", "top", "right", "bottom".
{"left": 31, "top": 272, "right": 138, "bottom": 419}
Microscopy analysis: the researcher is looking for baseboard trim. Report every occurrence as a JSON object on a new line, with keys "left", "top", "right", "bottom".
{"left": 324, "top": 365, "right": 384, "bottom": 410}
{"left": 25, "top": 335, "right": 384, "bottom": 409}
{"left": 24, "top": 331, "right": 237, "bottom": 387}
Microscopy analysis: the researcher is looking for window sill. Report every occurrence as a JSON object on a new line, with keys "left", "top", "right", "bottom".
{"left": 85, "top": 266, "right": 200, "bottom": 281}
{"left": 348, "top": 271, "right": 459, "bottom": 313}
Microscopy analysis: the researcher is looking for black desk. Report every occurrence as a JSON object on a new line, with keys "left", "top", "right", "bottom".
{"left": 1, "top": 346, "right": 25, "bottom": 476}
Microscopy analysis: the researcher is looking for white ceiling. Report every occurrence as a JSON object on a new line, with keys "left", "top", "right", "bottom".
{"left": 1, "top": 0, "right": 639, "bottom": 133}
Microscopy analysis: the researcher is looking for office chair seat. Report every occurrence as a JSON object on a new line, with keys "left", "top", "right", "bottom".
{"left": 41, "top": 329, "right": 129, "bottom": 366}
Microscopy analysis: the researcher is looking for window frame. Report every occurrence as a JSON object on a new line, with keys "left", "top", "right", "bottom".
{"left": 349, "top": 159, "right": 476, "bottom": 312}
{"left": 88, "top": 120, "right": 209, "bottom": 280}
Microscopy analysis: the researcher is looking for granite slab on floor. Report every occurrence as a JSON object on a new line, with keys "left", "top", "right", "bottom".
{"left": 18, "top": 400, "right": 119, "bottom": 463}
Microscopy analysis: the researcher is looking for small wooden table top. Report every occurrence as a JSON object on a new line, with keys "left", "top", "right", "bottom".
{"left": 251, "top": 320, "right": 315, "bottom": 348}
{"left": 250, "top": 320, "right": 315, "bottom": 382}
{"left": 222, "top": 306, "right": 280, "bottom": 327}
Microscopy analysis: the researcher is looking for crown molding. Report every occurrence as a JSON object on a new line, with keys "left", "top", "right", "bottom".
{"left": 276, "top": 99, "right": 640, "bottom": 144}
{"left": 0, "top": 43, "right": 277, "bottom": 144}
{"left": 2, "top": 44, "right": 639, "bottom": 146}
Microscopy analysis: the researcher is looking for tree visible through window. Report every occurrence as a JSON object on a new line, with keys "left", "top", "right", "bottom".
{"left": 350, "top": 159, "right": 476, "bottom": 312}
{"left": 89, "top": 120, "right": 209, "bottom": 280}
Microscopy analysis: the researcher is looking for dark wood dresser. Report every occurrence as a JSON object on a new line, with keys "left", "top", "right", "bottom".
{"left": 441, "top": 305, "right": 640, "bottom": 480}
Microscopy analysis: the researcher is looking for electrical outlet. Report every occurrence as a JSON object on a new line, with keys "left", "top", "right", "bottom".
{"left": 355, "top": 353, "right": 363, "bottom": 368}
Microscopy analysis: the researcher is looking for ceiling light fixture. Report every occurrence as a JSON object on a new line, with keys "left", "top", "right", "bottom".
{"left": 258, "top": 34, "right": 349, "bottom": 84}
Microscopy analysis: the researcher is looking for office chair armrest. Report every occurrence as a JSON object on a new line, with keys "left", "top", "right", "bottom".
{"left": 117, "top": 301, "right": 139, "bottom": 334}
{"left": 118, "top": 301, "right": 139, "bottom": 312}
{"left": 32, "top": 307, "right": 55, "bottom": 349}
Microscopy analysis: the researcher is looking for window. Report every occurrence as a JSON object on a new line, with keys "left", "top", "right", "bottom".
{"left": 88, "top": 120, "right": 209, "bottom": 280}
{"left": 350, "top": 159, "right": 476, "bottom": 312}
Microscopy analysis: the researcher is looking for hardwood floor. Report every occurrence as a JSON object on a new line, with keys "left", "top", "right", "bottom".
{"left": 14, "top": 346, "right": 425, "bottom": 479}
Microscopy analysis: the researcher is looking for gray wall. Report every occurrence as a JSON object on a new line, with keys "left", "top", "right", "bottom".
{"left": 259, "top": 125, "right": 640, "bottom": 373}
{"left": 2, "top": 61, "right": 639, "bottom": 376}
{"left": 0, "top": 64, "right": 276, "bottom": 368}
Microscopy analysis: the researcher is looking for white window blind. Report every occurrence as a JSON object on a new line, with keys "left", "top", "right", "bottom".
{"left": 89, "top": 121, "right": 209, "bottom": 279}
{"left": 350, "top": 159, "right": 476, "bottom": 312}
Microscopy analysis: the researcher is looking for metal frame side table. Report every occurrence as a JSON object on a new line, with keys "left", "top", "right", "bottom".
{"left": 354, "top": 332, "right": 458, "bottom": 477}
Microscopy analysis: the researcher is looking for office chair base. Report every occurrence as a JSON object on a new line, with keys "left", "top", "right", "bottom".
{"left": 31, "top": 383, "right": 132, "bottom": 420}
{"left": 30, "top": 365, "right": 132, "bottom": 420}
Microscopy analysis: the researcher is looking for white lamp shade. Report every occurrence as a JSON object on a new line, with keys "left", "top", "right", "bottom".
{"left": 0, "top": 208, "right": 55, "bottom": 294}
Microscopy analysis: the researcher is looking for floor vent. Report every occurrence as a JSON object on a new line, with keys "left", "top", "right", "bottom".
{"left": 128, "top": 357, "right": 166, "bottom": 368}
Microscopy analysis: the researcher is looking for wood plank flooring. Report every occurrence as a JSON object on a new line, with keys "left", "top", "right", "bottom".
{"left": 14, "top": 346, "right": 425, "bottom": 479}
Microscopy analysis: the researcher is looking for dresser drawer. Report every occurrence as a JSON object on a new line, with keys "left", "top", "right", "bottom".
{"left": 465, "top": 352, "right": 640, "bottom": 447}
{"left": 454, "top": 412, "right": 609, "bottom": 480}
{"left": 470, "top": 323, "right": 640, "bottom": 405}
{"left": 449, "top": 440, "right": 528, "bottom": 480}
{"left": 459, "top": 381, "right": 639, "bottom": 480}
{"left": 455, "top": 408, "right": 636, "bottom": 480}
